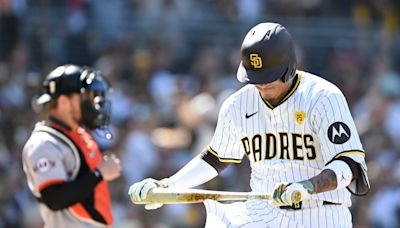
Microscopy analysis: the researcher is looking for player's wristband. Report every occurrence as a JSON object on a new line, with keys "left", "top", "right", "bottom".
{"left": 324, "top": 160, "right": 352, "bottom": 190}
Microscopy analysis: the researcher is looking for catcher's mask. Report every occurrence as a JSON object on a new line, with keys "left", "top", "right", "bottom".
{"left": 36, "top": 64, "right": 111, "bottom": 131}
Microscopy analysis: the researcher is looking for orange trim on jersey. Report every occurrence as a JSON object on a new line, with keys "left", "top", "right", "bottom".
{"left": 334, "top": 150, "right": 365, "bottom": 159}
{"left": 47, "top": 120, "right": 113, "bottom": 225}
{"left": 69, "top": 203, "right": 107, "bottom": 227}
{"left": 207, "top": 146, "right": 241, "bottom": 163}
{"left": 69, "top": 186, "right": 113, "bottom": 226}
{"left": 261, "top": 71, "right": 302, "bottom": 110}
{"left": 70, "top": 204, "right": 91, "bottom": 220}
{"left": 37, "top": 179, "right": 65, "bottom": 192}
{"left": 94, "top": 181, "right": 113, "bottom": 225}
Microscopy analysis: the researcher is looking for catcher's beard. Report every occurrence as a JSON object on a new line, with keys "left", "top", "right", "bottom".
{"left": 69, "top": 99, "right": 84, "bottom": 128}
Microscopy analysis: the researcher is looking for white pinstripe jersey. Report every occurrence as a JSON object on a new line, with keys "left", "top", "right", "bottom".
{"left": 208, "top": 71, "right": 367, "bottom": 206}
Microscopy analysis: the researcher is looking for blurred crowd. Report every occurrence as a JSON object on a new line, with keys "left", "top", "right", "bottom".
{"left": 0, "top": 0, "right": 400, "bottom": 227}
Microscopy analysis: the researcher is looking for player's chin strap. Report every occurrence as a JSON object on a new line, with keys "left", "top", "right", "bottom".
{"left": 161, "top": 156, "right": 218, "bottom": 189}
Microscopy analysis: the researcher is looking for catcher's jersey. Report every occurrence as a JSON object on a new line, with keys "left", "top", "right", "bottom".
{"left": 208, "top": 71, "right": 367, "bottom": 206}
{"left": 22, "top": 121, "right": 111, "bottom": 228}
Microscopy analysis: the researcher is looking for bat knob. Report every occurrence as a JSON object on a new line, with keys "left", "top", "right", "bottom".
{"left": 291, "top": 190, "right": 302, "bottom": 204}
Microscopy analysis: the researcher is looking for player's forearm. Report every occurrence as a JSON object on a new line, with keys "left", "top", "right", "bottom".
{"left": 303, "top": 158, "right": 359, "bottom": 194}
{"left": 40, "top": 170, "right": 102, "bottom": 210}
{"left": 308, "top": 169, "right": 337, "bottom": 193}
{"left": 167, "top": 156, "right": 218, "bottom": 189}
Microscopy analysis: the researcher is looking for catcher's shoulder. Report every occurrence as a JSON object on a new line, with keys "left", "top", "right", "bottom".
{"left": 23, "top": 128, "right": 68, "bottom": 159}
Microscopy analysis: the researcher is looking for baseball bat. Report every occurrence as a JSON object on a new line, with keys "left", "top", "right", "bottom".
{"left": 130, "top": 188, "right": 302, "bottom": 204}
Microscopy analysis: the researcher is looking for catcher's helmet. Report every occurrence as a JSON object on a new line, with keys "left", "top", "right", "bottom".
{"left": 36, "top": 65, "right": 84, "bottom": 105}
{"left": 237, "top": 22, "right": 297, "bottom": 84}
{"left": 35, "top": 64, "right": 111, "bottom": 130}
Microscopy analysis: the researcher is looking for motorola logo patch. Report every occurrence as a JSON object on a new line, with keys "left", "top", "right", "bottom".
{"left": 327, "top": 122, "right": 351, "bottom": 144}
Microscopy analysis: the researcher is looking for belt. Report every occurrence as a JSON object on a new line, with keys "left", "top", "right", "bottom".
{"left": 279, "top": 201, "right": 341, "bottom": 210}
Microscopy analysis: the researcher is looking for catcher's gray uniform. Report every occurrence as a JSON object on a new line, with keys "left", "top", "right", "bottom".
{"left": 23, "top": 121, "right": 112, "bottom": 228}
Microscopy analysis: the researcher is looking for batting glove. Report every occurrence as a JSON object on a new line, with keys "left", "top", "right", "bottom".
{"left": 128, "top": 178, "right": 170, "bottom": 210}
{"left": 272, "top": 181, "right": 313, "bottom": 206}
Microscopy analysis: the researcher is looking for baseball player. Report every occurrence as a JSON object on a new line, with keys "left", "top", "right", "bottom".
{"left": 129, "top": 22, "right": 370, "bottom": 227}
{"left": 22, "top": 65, "right": 121, "bottom": 228}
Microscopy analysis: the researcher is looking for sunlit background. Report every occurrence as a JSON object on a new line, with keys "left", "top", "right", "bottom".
{"left": 0, "top": 0, "right": 400, "bottom": 227}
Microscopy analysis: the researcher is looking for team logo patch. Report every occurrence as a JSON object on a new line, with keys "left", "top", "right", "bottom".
{"left": 33, "top": 157, "right": 56, "bottom": 173}
{"left": 250, "top": 53, "right": 262, "bottom": 68}
{"left": 295, "top": 111, "right": 306, "bottom": 126}
{"left": 327, "top": 122, "right": 351, "bottom": 144}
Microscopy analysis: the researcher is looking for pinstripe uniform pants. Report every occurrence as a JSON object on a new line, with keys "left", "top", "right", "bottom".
{"left": 204, "top": 200, "right": 352, "bottom": 228}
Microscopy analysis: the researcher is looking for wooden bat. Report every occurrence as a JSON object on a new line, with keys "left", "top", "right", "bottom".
{"left": 130, "top": 188, "right": 302, "bottom": 204}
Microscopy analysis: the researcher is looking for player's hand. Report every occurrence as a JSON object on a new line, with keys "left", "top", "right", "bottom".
{"left": 272, "top": 181, "right": 312, "bottom": 206}
{"left": 97, "top": 154, "right": 121, "bottom": 181}
{"left": 128, "top": 178, "right": 170, "bottom": 210}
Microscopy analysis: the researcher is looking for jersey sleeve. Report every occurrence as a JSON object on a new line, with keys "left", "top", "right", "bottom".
{"left": 311, "top": 91, "right": 370, "bottom": 195}
{"left": 23, "top": 140, "right": 68, "bottom": 193}
{"left": 208, "top": 99, "right": 244, "bottom": 163}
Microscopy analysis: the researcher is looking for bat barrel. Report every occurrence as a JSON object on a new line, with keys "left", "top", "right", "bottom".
{"left": 131, "top": 188, "right": 271, "bottom": 204}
